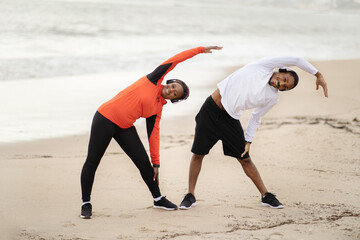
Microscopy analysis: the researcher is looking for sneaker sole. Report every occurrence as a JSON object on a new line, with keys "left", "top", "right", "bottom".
{"left": 80, "top": 214, "right": 92, "bottom": 219}
{"left": 153, "top": 205, "right": 177, "bottom": 211}
{"left": 261, "top": 203, "right": 284, "bottom": 209}
{"left": 179, "top": 202, "right": 197, "bottom": 210}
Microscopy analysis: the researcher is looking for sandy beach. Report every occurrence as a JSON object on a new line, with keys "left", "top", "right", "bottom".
{"left": 0, "top": 59, "right": 359, "bottom": 240}
{"left": 1, "top": 0, "right": 360, "bottom": 239}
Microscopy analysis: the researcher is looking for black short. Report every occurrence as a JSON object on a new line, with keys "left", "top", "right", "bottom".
{"left": 191, "top": 96, "right": 250, "bottom": 159}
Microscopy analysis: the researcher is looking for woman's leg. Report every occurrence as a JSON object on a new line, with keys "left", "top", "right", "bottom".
{"left": 113, "top": 126, "right": 161, "bottom": 198}
{"left": 80, "top": 112, "right": 115, "bottom": 202}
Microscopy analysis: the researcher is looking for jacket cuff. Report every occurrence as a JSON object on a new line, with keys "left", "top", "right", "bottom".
{"left": 151, "top": 159, "right": 160, "bottom": 166}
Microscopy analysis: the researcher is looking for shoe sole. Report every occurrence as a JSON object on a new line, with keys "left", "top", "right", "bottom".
{"left": 261, "top": 203, "right": 284, "bottom": 209}
{"left": 80, "top": 214, "right": 92, "bottom": 219}
{"left": 153, "top": 205, "right": 177, "bottom": 211}
{"left": 179, "top": 202, "right": 197, "bottom": 210}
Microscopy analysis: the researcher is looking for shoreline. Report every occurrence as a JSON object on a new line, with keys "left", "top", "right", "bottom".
{"left": 1, "top": 58, "right": 360, "bottom": 145}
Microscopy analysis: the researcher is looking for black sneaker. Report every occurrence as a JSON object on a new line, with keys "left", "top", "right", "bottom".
{"left": 153, "top": 196, "right": 178, "bottom": 211}
{"left": 179, "top": 193, "right": 197, "bottom": 210}
{"left": 80, "top": 203, "right": 92, "bottom": 219}
{"left": 261, "top": 192, "right": 284, "bottom": 209}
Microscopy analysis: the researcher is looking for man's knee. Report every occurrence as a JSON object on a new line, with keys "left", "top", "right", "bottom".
{"left": 237, "top": 157, "right": 252, "bottom": 164}
{"left": 192, "top": 154, "right": 205, "bottom": 162}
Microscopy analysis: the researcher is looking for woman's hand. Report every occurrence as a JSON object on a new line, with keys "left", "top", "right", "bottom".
{"left": 153, "top": 166, "right": 159, "bottom": 184}
{"left": 315, "top": 72, "right": 328, "bottom": 97}
{"left": 204, "top": 46, "right": 223, "bottom": 53}
{"left": 241, "top": 142, "right": 251, "bottom": 158}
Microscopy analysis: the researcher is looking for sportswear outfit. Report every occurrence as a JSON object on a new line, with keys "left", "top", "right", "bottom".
{"left": 191, "top": 56, "right": 318, "bottom": 158}
{"left": 80, "top": 47, "right": 205, "bottom": 204}
{"left": 183, "top": 56, "right": 318, "bottom": 210}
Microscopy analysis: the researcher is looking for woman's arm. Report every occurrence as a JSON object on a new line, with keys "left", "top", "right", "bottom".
{"left": 146, "top": 46, "right": 222, "bottom": 85}
{"left": 146, "top": 113, "right": 161, "bottom": 182}
{"left": 204, "top": 46, "right": 223, "bottom": 53}
{"left": 146, "top": 114, "right": 161, "bottom": 166}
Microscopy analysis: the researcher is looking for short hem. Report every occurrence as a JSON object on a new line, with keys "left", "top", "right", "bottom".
{"left": 224, "top": 152, "right": 250, "bottom": 160}
{"left": 191, "top": 150, "right": 209, "bottom": 156}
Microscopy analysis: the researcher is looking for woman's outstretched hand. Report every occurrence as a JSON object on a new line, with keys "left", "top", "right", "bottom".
{"left": 204, "top": 46, "right": 223, "bottom": 53}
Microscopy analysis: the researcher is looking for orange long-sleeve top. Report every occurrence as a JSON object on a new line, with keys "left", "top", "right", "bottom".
{"left": 98, "top": 46, "right": 205, "bottom": 165}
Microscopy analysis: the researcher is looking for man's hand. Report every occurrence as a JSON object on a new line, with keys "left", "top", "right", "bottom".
{"left": 241, "top": 142, "right": 251, "bottom": 158}
{"left": 204, "top": 46, "right": 223, "bottom": 53}
{"left": 315, "top": 72, "right": 328, "bottom": 97}
{"left": 153, "top": 166, "right": 159, "bottom": 184}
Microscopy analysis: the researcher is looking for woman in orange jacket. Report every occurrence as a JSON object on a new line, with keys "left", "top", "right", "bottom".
{"left": 80, "top": 46, "right": 222, "bottom": 219}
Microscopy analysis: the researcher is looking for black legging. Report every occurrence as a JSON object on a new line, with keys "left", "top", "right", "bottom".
{"left": 80, "top": 111, "right": 161, "bottom": 202}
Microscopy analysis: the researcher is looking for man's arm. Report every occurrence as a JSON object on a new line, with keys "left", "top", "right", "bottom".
{"left": 241, "top": 98, "right": 278, "bottom": 157}
{"left": 257, "top": 56, "right": 328, "bottom": 97}
{"left": 315, "top": 71, "right": 328, "bottom": 97}
{"left": 245, "top": 98, "right": 278, "bottom": 143}
{"left": 257, "top": 56, "right": 318, "bottom": 75}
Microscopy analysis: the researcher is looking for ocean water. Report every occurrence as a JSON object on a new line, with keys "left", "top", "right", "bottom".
{"left": 1, "top": 0, "right": 360, "bottom": 143}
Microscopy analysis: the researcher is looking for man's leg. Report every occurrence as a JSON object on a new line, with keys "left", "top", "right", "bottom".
{"left": 237, "top": 157, "right": 284, "bottom": 209}
{"left": 181, "top": 96, "right": 219, "bottom": 209}
{"left": 237, "top": 157, "right": 267, "bottom": 195}
{"left": 188, "top": 154, "right": 205, "bottom": 195}
{"left": 180, "top": 153, "right": 205, "bottom": 209}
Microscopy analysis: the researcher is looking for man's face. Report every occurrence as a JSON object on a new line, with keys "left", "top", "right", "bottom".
{"left": 269, "top": 72, "right": 295, "bottom": 91}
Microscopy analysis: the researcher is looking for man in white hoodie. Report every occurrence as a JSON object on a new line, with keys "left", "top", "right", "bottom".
{"left": 180, "top": 56, "right": 328, "bottom": 210}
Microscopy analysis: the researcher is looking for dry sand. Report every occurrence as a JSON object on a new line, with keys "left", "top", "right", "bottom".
{"left": 0, "top": 59, "right": 359, "bottom": 240}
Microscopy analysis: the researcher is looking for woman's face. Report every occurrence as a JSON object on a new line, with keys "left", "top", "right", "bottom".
{"left": 269, "top": 72, "right": 295, "bottom": 91}
{"left": 161, "top": 82, "right": 184, "bottom": 100}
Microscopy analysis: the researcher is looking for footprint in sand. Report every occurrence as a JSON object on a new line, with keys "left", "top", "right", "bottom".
{"left": 96, "top": 212, "right": 111, "bottom": 218}
{"left": 139, "top": 227, "right": 155, "bottom": 233}
{"left": 266, "top": 232, "right": 284, "bottom": 240}
{"left": 118, "top": 214, "right": 135, "bottom": 219}
{"left": 13, "top": 154, "right": 53, "bottom": 159}
{"left": 62, "top": 222, "right": 76, "bottom": 228}
{"left": 161, "top": 134, "right": 192, "bottom": 149}
{"left": 224, "top": 214, "right": 237, "bottom": 220}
